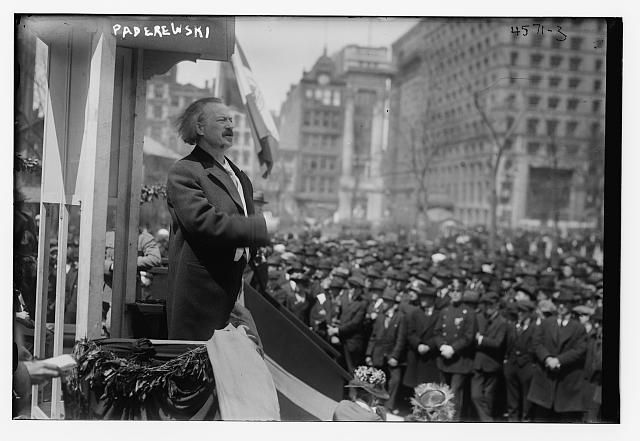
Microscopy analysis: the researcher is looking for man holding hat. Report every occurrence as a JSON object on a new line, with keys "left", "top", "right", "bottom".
{"left": 471, "top": 291, "right": 508, "bottom": 421}
{"left": 328, "top": 274, "right": 368, "bottom": 371}
{"left": 503, "top": 299, "right": 537, "bottom": 422}
{"left": 527, "top": 288, "right": 588, "bottom": 422}
{"left": 365, "top": 287, "right": 407, "bottom": 412}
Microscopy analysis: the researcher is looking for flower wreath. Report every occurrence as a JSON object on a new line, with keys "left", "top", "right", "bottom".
{"left": 408, "top": 382, "right": 455, "bottom": 422}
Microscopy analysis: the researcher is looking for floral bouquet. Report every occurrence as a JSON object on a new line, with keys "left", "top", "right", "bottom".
{"left": 345, "top": 366, "right": 389, "bottom": 400}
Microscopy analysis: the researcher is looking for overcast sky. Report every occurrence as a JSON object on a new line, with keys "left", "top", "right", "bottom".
{"left": 176, "top": 17, "right": 421, "bottom": 113}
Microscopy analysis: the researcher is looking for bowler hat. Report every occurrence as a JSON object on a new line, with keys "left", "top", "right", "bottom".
{"left": 555, "top": 288, "right": 576, "bottom": 304}
{"left": 382, "top": 287, "right": 398, "bottom": 302}
{"left": 516, "top": 299, "right": 536, "bottom": 312}
{"left": 480, "top": 291, "right": 499, "bottom": 304}
{"left": 347, "top": 275, "right": 366, "bottom": 288}
{"left": 462, "top": 290, "right": 480, "bottom": 304}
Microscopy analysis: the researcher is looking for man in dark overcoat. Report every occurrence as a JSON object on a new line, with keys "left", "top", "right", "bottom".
{"left": 366, "top": 287, "right": 407, "bottom": 412}
{"left": 166, "top": 97, "right": 277, "bottom": 340}
{"left": 470, "top": 292, "right": 508, "bottom": 421}
{"left": 403, "top": 285, "right": 440, "bottom": 388}
{"left": 328, "top": 275, "right": 369, "bottom": 371}
{"left": 503, "top": 299, "right": 537, "bottom": 421}
{"left": 527, "top": 289, "right": 587, "bottom": 422}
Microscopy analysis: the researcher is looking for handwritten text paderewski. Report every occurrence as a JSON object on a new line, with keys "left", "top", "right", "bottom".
{"left": 112, "top": 23, "right": 211, "bottom": 39}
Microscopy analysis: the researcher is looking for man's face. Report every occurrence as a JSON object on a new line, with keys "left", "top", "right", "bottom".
{"left": 485, "top": 304, "right": 497, "bottom": 317}
{"left": 382, "top": 299, "right": 394, "bottom": 313}
{"left": 557, "top": 302, "right": 569, "bottom": 317}
{"left": 450, "top": 290, "right": 462, "bottom": 303}
{"left": 196, "top": 102, "right": 234, "bottom": 150}
{"left": 578, "top": 314, "right": 590, "bottom": 325}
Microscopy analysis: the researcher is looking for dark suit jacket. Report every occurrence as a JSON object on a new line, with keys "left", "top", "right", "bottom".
{"left": 366, "top": 308, "right": 407, "bottom": 367}
{"left": 403, "top": 307, "right": 440, "bottom": 387}
{"left": 433, "top": 303, "right": 476, "bottom": 374}
{"left": 166, "top": 146, "right": 269, "bottom": 340}
{"left": 505, "top": 319, "right": 537, "bottom": 367}
{"left": 473, "top": 312, "right": 507, "bottom": 373}
{"left": 338, "top": 293, "right": 368, "bottom": 353}
{"left": 527, "top": 317, "right": 587, "bottom": 412}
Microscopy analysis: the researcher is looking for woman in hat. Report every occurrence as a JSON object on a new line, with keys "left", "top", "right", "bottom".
{"left": 332, "top": 366, "right": 394, "bottom": 421}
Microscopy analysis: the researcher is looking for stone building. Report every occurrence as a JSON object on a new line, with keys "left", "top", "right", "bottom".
{"left": 386, "top": 18, "right": 607, "bottom": 231}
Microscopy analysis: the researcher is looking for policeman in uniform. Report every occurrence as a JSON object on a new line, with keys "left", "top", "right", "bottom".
{"left": 432, "top": 286, "right": 477, "bottom": 420}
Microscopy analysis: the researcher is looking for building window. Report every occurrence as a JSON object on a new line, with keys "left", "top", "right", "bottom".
{"left": 332, "top": 91, "right": 341, "bottom": 106}
{"left": 303, "top": 111, "right": 311, "bottom": 126}
{"left": 549, "top": 55, "right": 562, "bottom": 68}
{"left": 527, "top": 118, "right": 539, "bottom": 135}
{"left": 565, "top": 120, "right": 578, "bottom": 136}
{"left": 568, "top": 77, "right": 581, "bottom": 89}
{"left": 244, "top": 132, "right": 251, "bottom": 145}
{"left": 592, "top": 100, "right": 601, "bottom": 113}
{"left": 546, "top": 119, "right": 558, "bottom": 136}
{"left": 305, "top": 89, "right": 313, "bottom": 99}
{"left": 551, "top": 38, "right": 562, "bottom": 49}
{"left": 594, "top": 79, "right": 602, "bottom": 91}
{"left": 171, "top": 96, "right": 180, "bottom": 107}
{"left": 570, "top": 36, "right": 584, "bottom": 50}
{"left": 315, "top": 89, "right": 322, "bottom": 100}
{"left": 549, "top": 76, "right": 561, "bottom": 88}
{"left": 567, "top": 98, "right": 580, "bottom": 111}
{"left": 591, "top": 122, "right": 601, "bottom": 135}
{"left": 528, "top": 95, "right": 541, "bottom": 108}
{"left": 530, "top": 53, "right": 543, "bottom": 67}
{"left": 567, "top": 144, "right": 579, "bottom": 157}
{"left": 322, "top": 89, "right": 332, "bottom": 106}
{"left": 530, "top": 75, "right": 542, "bottom": 87}
{"left": 154, "top": 84, "right": 164, "bottom": 98}
{"left": 548, "top": 96, "right": 560, "bottom": 109}
{"left": 153, "top": 105, "right": 163, "bottom": 119}
{"left": 527, "top": 142, "right": 541, "bottom": 155}
{"left": 595, "top": 58, "right": 603, "bottom": 71}
{"left": 569, "top": 57, "right": 582, "bottom": 71}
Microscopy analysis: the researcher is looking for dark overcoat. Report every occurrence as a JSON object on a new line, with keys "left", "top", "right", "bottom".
{"left": 366, "top": 308, "right": 407, "bottom": 367}
{"left": 473, "top": 312, "right": 508, "bottom": 373}
{"left": 403, "top": 307, "right": 440, "bottom": 387}
{"left": 166, "top": 146, "right": 269, "bottom": 340}
{"left": 527, "top": 317, "right": 587, "bottom": 412}
{"left": 432, "top": 303, "right": 477, "bottom": 374}
{"left": 338, "top": 294, "right": 368, "bottom": 353}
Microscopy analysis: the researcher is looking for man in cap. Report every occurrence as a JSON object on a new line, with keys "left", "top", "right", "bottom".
{"left": 432, "top": 285, "right": 477, "bottom": 420}
{"left": 403, "top": 285, "right": 441, "bottom": 389}
{"left": 527, "top": 289, "right": 588, "bottom": 422}
{"left": 582, "top": 306, "right": 602, "bottom": 422}
{"left": 572, "top": 305, "right": 595, "bottom": 334}
{"left": 328, "top": 275, "right": 369, "bottom": 371}
{"left": 503, "top": 299, "right": 537, "bottom": 422}
{"left": 470, "top": 292, "right": 508, "bottom": 421}
{"left": 365, "top": 287, "right": 407, "bottom": 413}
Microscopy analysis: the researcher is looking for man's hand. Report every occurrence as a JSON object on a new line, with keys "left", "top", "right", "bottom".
{"left": 263, "top": 212, "right": 279, "bottom": 235}
{"left": 545, "top": 356, "right": 561, "bottom": 370}
{"left": 330, "top": 336, "right": 340, "bottom": 345}
{"left": 365, "top": 356, "right": 373, "bottom": 366}
{"left": 440, "top": 345, "right": 454, "bottom": 359}
{"left": 476, "top": 333, "right": 484, "bottom": 345}
{"left": 387, "top": 357, "right": 398, "bottom": 367}
{"left": 23, "top": 360, "right": 62, "bottom": 385}
{"left": 327, "top": 325, "right": 338, "bottom": 337}
{"left": 417, "top": 344, "right": 430, "bottom": 355}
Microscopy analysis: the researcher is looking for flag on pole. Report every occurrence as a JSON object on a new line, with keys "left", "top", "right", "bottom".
{"left": 230, "top": 40, "right": 279, "bottom": 178}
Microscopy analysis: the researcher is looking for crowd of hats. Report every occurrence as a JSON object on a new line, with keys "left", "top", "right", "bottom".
{"left": 264, "top": 230, "right": 604, "bottom": 316}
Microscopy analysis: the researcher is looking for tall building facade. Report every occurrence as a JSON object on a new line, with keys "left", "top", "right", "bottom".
{"left": 278, "top": 51, "right": 346, "bottom": 222}
{"left": 277, "top": 46, "right": 394, "bottom": 224}
{"left": 332, "top": 45, "right": 394, "bottom": 226}
{"left": 387, "top": 18, "right": 607, "bottom": 230}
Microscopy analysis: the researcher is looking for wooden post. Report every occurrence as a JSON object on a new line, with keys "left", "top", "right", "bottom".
{"left": 74, "top": 29, "right": 116, "bottom": 340}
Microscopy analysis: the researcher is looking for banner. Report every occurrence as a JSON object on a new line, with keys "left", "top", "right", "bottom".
{"left": 230, "top": 40, "right": 279, "bottom": 178}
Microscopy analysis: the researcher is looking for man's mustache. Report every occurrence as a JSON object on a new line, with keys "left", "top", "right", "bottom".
{"left": 223, "top": 130, "right": 233, "bottom": 136}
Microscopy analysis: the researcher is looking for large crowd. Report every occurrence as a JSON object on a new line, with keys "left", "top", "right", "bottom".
{"left": 250, "top": 228, "right": 604, "bottom": 423}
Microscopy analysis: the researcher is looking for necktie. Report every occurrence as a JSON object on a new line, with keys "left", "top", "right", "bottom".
{"left": 222, "top": 160, "right": 249, "bottom": 261}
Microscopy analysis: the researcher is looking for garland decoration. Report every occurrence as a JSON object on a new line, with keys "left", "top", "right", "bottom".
{"left": 407, "top": 382, "right": 455, "bottom": 422}
{"left": 62, "top": 339, "right": 215, "bottom": 419}
{"left": 140, "top": 184, "right": 168, "bottom": 204}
